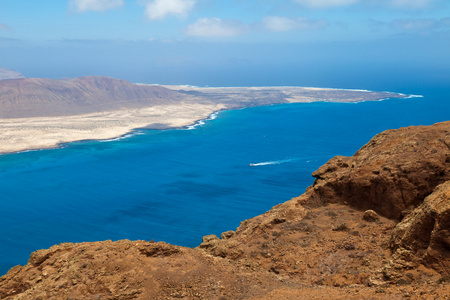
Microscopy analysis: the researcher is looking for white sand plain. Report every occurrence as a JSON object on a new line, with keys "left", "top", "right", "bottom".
{"left": 0, "top": 85, "right": 404, "bottom": 155}
{"left": 0, "top": 103, "right": 225, "bottom": 154}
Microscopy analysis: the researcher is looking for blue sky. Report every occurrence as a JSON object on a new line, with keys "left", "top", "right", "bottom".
{"left": 0, "top": 0, "right": 449, "bottom": 88}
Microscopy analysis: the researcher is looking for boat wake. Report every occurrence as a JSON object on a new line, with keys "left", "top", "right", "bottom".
{"left": 249, "top": 158, "right": 297, "bottom": 167}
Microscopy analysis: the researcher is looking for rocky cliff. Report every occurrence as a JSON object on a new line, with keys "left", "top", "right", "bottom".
{"left": 1, "top": 121, "right": 449, "bottom": 299}
{"left": 298, "top": 121, "right": 450, "bottom": 220}
{"left": 391, "top": 181, "right": 450, "bottom": 275}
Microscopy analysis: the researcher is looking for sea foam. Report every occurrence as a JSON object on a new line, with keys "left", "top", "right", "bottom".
{"left": 185, "top": 111, "right": 220, "bottom": 130}
{"left": 100, "top": 131, "right": 144, "bottom": 142}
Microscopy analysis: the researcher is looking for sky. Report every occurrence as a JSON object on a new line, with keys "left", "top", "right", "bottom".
{"left": 0, "top": 0, "right": 449, "bottom": 88}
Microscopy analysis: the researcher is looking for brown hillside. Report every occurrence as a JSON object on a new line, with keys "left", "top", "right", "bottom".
{"left": 297, "top": 121, "right": 450, "bottom": 220}
{"left": 0, "top": 76, "right": 408, "bottom": 120}
{"left": 0, "top": 77, "right": 185, "bottom": 118}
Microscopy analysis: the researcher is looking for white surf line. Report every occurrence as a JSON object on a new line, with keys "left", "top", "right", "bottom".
{"left": 185, "top": 111, "right": 221, "bottom": 130}
{"left": 99, "top": 131, "right": 144, "bottom": 142}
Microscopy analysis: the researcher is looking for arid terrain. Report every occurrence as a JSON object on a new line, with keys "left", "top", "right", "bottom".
{"left": 1, "top": 121, "right": 449, "bottom": 299}
{"left": 0, "top": 75, "right": 406, "bottom": 154}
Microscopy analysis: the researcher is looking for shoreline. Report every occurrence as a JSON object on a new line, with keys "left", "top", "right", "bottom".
{"left": 0, "top": 85, "right": 410, "bottom": 155}
{"left": 0, "top": 103, "right": 226, "bottom": 155}
{"left": 2, "top": 109, "right": 222, "bottom": 156}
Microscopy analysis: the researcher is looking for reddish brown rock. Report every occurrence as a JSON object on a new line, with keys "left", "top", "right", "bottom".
{"left": 2, "top": 204, "right": 448, "bottom": 299}
{"left": 390, "top": 181, "right": 450, "bottom": 275}
{"left": 362, "top": 210, "right": 379, "bottom": 222}
{"left": 297, "top": 121, "right": 450, "bottom": 220}
{"left": 0, "top": 240, "right": 288, "bottom": 300}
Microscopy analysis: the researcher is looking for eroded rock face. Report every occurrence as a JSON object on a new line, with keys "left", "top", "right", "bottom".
{"left": 299, "top": 121, "right": 450, "bottom": 220}
{"left": 200, "top": 122, "right": 450, "bottom": 282}
{"left": 0, "top": 240, "right": 285, "bottom": 300}
{"left": 390, "top": 181, "right": 450, "bottom": 275}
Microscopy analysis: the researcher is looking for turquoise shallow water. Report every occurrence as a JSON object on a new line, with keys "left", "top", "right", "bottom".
{"left": 0, "top": 85, "right": 449, "bottom": 275}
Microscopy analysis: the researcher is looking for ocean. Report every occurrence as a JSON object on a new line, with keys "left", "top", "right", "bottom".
{"left": 0, "top": 82, "right": 449, "bottom": 275}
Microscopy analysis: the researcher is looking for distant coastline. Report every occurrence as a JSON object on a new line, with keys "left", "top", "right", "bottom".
{"left": 0, "top": 76, "right": 410, "bottom": 155}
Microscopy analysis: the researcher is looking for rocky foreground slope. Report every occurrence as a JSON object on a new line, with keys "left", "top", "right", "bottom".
{"left": 1, "top": 121, "right": 449, "bottom": 299}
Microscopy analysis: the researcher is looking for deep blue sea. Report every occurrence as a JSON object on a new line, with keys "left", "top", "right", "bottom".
{"left": 0, "top": 82, "right": 449, "bottom": 275}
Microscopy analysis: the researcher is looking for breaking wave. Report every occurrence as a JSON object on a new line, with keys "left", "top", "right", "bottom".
{"left": 185, "top": 111, "right": 220, "bottom": 130}
{"left": 100, "top": 131, "right": 144, "bottom": 142}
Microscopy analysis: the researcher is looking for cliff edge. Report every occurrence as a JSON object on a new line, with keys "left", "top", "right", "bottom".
{"left": 1, "top": 121, "right": 449, "bottom": 299}
{"left": 300, "top": 121, "right": 450, "bottom": 220}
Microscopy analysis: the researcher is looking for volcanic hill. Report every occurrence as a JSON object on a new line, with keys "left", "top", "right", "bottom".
{"left": 0, "top": 75, "right": 406, "bottom": 119}
{"left": 0, "top": 76, "right": 185, "bottom": 118}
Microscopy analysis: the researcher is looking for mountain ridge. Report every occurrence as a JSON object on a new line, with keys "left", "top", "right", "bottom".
{"left": 0, "top": 74, "right": 408, "bottom": 119}
{"left": 0, "top": 76, "right": 185, "bottom": 118}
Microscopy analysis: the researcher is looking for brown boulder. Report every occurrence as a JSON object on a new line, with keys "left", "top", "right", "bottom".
{"left": 298, "top": 121, "right": 450, "bottom": 220}
{"left": 390, "top": 181, "right": 450, "bottom": 275}
{"left": 362, "top": 210, "right": 379, "bottom": 222}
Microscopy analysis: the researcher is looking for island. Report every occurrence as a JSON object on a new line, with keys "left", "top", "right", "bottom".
{"left": 0, "top": 75, "right": 408, "bottom": 154}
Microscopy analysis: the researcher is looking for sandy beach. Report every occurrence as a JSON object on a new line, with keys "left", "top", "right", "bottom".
{"left": 0, "top": 81, "right": 407, "bottom": 155}
{"left": 0, "top": 103, "right": 225, "bottom": 154}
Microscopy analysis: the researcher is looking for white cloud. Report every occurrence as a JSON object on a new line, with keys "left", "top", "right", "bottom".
{"left": 185, "top": 18, "right": 248, "bottom": 37}
{"left": 185, "top": 16, "right": 326, "bottom": 37}
{"left": 438, "top": 17, "right": 450, "bottom": 28}
{"left": 144, "top": 0, "right": 196, "bottom": 20}
{"left": 391, "top": 17, "right": 450, "bottom": 31}
{"left": 263, "top": 16, "right": 327, "bottom": 32}
{"left": 390, "top": 0, "right": 435, "bottom": 9}
{"left": 293, "top": 0, "right": 358, "bottom": 8}
{"left": 293, "top": 0, "right": 440, "bottom": 9}
{"left": 0, "top": 24, "right": 11, "bottom": 30}
{"left": 391, "top": 18, "right": 435, "bottom": 31}
{"left": 70, "top": 0, "right": 124, "bottom": 12}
